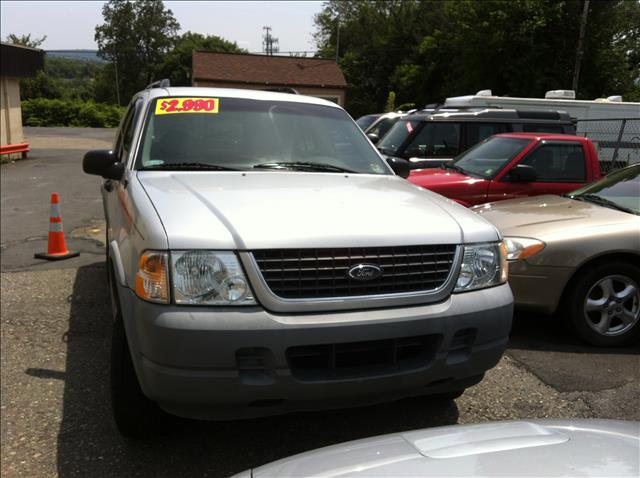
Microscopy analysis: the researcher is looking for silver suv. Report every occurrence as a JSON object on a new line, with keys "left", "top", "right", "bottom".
{"left": 83, "top": 85, "right": 513, "bottom": 438}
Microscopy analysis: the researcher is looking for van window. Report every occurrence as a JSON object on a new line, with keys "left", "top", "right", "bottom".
{"left": 519, "top": 142, "right": 586, "bottom": 181}
{"left": 404, "top": 123, "right": 461, "bottom": 158}
{"left": 466, "top": 123, "right": 510, "bottom": 146}
{"left": 522, "top": 124, "right": 565, "bottom": 134}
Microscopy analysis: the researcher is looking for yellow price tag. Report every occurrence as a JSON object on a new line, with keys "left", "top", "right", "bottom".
{"left": 155, "top": 97, "right": 219, "bottom": 115}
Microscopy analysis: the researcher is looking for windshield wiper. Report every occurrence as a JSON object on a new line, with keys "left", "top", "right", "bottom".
{"left": 441, "top": 162, "right": 466, "bottom": 174}
{"left": 570, "top": 194, "right": 637, "bottom": 215}
{"left": 253, "top": 161, "right": 355, "bottom": 173}
{"left": 141, "top": 162, "right": 240, "bottom": 171}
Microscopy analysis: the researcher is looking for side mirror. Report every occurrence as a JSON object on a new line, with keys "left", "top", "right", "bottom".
{"left": 367, "top": 133, "right": 380, "bottom": 144}
{"left": 509, "top": 164, "right": 537, "bottom": 182}
{"left": 83, "top": 150, "right": 124, "bottom": 180}
{"left": 386, "top": 157, "right": 411, "bottom": 179}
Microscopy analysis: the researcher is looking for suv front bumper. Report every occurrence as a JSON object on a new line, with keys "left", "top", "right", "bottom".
{"left": 118, "top": 283, "right": 513, "bottom": 420}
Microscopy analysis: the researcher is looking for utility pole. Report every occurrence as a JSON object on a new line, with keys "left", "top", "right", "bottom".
{"left": 572, "top": 0, "right": 590, "bottom": 93}
{"left": 114, "top": 57, "right": 121, "bottom": 106}
{"left": 335, "top": 19, "right": 340, "bottom": 61}
{"left": 262, "top": 26, "right": 279, "bottom": 56}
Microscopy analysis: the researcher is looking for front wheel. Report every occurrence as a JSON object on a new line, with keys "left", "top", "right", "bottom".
{"left": 565, "top": 262, "right": 640, "bottom": 347}
{"left": 108, "top": 263, "right": 167, "bottom": 438}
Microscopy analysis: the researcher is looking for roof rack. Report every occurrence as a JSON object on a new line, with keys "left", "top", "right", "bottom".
{"left": 145, "top": 79, "right": 170, "bottom": 89}
{"left": 263, "top": 87, "right": 299, "bottom": 94}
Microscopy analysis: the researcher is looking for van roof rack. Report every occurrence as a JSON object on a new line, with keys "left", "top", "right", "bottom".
{"left": 146, "top": 79, "right": 170, "bottom": 89}
{"left": 264, "top": 87, "right": 299, "bottom": 94}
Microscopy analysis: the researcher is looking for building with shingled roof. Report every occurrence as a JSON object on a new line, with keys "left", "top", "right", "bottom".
{"left": 192, "top": 51, "right": 347, "bottom": 106}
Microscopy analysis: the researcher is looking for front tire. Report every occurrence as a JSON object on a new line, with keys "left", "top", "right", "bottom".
{"left": 565, "top": 262, "right": 640, "bottom": 347}
{"left": 108, "top": 263, "right": 166, "bottom": 438}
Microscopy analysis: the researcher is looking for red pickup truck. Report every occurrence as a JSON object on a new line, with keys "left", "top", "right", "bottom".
{"left": 408, "top": 133, "right": 602, "bottom": 207}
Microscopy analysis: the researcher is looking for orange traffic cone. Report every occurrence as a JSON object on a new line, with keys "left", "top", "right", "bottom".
{"left": 34, "top": 192, "right": 80, "bottom": 260}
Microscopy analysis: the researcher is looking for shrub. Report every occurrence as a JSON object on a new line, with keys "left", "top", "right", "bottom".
{"left": 21, "top": 99, "right": 124, "bottom": 128}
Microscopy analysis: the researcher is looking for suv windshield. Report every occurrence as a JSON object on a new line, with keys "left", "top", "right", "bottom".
{"left": 136, "top": 97, "right": 389, "bottom": 174}
{"left": 451, "top": 136, "right": 531, "bottom": 179}
{"left": 377, "top": 119, "right": 419, "bottom": 155}
{"left": 568, "top": 165, "right": 640, "bottom": 215}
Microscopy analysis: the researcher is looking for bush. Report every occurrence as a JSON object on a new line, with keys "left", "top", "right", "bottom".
{"left": 22, "top": 99, "right": 124, "bottom": 128}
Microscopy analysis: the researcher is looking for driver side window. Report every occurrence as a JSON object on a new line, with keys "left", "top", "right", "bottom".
{"left": 114, "top": 99, "right": 142, "bottom": 162}
{"left": 519, "top": 143, "right": 586, "bottom": 182}
{"left": 404, "top": 123, "right": 460, "bottom": 158}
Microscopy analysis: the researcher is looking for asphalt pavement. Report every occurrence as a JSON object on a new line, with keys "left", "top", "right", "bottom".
{"left": 1, "top": 127, "right": 638, "bottom": 477}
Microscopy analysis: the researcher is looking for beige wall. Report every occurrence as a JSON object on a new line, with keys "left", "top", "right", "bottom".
{"left": 1, "top": 76, "right": 24, "bottom": 146}
{"left": 193, "top": 80, "right": 346, "bottom": 106}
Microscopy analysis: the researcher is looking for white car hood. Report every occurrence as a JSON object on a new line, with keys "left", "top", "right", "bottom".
{"left": 242, "top": 420, "right": 639, "bottom": 477}
{"left": 137, "top": 171, "right": 497, "bottom": 250}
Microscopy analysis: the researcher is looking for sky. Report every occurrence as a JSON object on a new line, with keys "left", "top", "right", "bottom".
{"left": 0, "top": 1, "right": 324, "bottom": 53}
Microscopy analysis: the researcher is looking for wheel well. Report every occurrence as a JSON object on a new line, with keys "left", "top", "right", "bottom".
{"left": 558, "top": 252, "right": 640, "bottom": 308}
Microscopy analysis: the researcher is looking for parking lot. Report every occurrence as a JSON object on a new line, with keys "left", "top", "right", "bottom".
{"left": 1, "top": 128, "right": 639, "bottom": 477}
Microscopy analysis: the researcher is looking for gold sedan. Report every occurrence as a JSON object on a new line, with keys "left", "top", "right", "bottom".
{"left": 474, "top": 164, "right": 640, "bottom": 347}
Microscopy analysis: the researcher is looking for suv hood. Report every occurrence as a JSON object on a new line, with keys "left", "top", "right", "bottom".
{"left": 137, "top": 171, "right": 497, "bottom": 250}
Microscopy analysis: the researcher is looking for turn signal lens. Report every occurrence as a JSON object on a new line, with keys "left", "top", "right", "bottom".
{"left": 500, "top": 241, "right": 509, "bottom": 283}
{"left": 504, "top": 237, "right": 546, "bottom": 261}
{"left": 135, "top": 251, "right": 169, "bottom": 303}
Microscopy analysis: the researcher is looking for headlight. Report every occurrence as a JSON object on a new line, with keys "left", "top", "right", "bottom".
{"left": 504, "top": 237, "right": 545, "bottom": 261}
{"left": 135, "top": 251, "right": 169, "bottom": 303}
{"left": 454, "top": 242, "right": 508, "bottom": 292}
{"left": 171, "top": 251, "right": 255, "bottom": 305}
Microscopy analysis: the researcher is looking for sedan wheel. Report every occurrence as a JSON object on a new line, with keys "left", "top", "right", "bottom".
{"left": 584, "top": 275, "right": 640, "bottom": 337}
{"left": 567, "top": 262, "right": 640, "bottom": 347}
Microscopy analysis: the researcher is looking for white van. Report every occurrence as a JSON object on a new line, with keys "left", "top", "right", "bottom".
{"left": 445, "top": 90, "right": 640, "bottom": 166}
{"left": 444, "top": 90, "right": 639, "bottom": 121}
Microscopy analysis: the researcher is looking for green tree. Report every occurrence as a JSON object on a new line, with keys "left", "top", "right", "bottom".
{"left": 5, "top": 33, "right": 47, "bottom": 48}
{"left": 20, "top": 71, "right": 64, "bottom": 100}
{"left": 314, "top": 0, "right": 640, "bottom": 116}
{"left": 158, "top": 31, "right": 246, "bottom": 86}
{"left": 95, "top": 0, "right": 180, "bottom": 104}
{"left": 384, "top": 91, "right": 396, "bottom": 112}
{"left": 20, "top": 57, "right": 103, "bottom": 101}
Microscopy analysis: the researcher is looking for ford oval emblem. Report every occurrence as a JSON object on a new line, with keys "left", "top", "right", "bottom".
{"left": 348, "top": 264, "right": 383, "bottom": 281}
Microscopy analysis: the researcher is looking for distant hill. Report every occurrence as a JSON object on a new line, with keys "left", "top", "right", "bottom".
{"left": 46, "top": 50, "right": 104, "bottom": 63}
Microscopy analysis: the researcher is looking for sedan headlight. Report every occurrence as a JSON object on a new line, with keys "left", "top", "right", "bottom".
{"left": 171, "top": 251, "right": 255, "bottom": 305}
{"left": 454, "top": 242, "right": 508, "bottom": 292}
{"left": 504, "top": 237, "right": 545, "bottom": 261}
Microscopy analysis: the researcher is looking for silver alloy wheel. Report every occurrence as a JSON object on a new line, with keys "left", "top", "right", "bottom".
{"left": 584, "top": 274, "right": 640, "bottom": 337}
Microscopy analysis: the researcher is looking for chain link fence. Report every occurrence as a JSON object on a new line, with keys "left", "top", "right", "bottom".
{"left": 576, "top": 118, "right": 640, "bottom": 174}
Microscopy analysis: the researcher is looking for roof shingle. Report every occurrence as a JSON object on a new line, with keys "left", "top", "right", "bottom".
{"left": 192, "top": 51, "right": 347, "bottom": 88}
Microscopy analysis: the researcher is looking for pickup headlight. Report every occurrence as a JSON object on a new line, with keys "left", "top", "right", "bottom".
{"left": 454, "top": 242, "right": 508, "bottom": 292}
{"left": 504, "top": 237, "right": 545, "bottom": 261}
{"left": 171, "top": 251, "right": 255, "bottom": 305}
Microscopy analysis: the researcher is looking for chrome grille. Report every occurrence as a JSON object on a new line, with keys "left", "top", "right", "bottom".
{"left": 252, "top": 245, "right": 457, "bottom": 299}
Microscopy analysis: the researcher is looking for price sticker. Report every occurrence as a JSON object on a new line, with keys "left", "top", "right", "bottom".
{"left": 155, "top": 97, "right": 219, "bottom": 115}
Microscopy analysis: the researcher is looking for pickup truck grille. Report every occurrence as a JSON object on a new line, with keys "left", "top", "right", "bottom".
{"left": 252, "top": 245, "right": 457, "bottom": 299}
